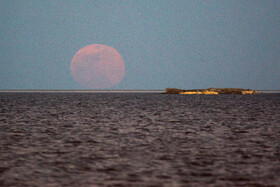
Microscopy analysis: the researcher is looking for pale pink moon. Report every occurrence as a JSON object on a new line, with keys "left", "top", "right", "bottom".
{"left": 70, "top": 44, "right": 125, "bottom": 89}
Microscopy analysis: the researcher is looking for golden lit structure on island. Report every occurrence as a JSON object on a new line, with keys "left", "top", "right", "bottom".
{"left": 165, "top": 88, "right": 257, "bottom": 95}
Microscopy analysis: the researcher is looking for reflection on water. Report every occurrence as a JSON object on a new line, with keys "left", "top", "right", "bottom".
{"left": 0, "top": 93, "right": 280, "bottom": 186}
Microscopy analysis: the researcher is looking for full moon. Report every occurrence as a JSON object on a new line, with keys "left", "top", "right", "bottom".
{"left": 70, "top": 44, "right": 125, "bottom": 89}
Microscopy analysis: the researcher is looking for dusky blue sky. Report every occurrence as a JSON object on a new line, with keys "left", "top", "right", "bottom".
{"left": 1, "top": 0, "right": 279, "bottom": 90}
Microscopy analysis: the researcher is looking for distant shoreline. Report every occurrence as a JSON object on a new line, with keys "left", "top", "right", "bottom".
{"left": 0, "top": 89, "right": 280, "bottom": 93}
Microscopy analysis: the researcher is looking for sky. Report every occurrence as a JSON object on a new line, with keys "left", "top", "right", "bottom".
{"left": 0, "top": 0, "right": 280, "bottom": 90}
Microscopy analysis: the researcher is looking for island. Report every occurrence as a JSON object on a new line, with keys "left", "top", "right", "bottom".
{"left": 164, "top": 88, "right": 257, "bottom": 94}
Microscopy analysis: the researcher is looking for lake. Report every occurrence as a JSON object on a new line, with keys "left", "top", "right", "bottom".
{"left": 0, "top": 93, "right": 279, "bottom": 186}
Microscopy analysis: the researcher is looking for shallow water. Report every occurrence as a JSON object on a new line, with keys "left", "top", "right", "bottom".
{"left": 0, "top": 93, "right": 280, "bottom": 186}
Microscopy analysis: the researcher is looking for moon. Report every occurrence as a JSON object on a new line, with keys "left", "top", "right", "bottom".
{"left": 70, "top": 44, "right": 125, "bottom": 89}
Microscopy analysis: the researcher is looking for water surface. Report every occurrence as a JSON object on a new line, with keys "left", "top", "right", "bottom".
{"left": 0, "top": 93, "right": 279, "bottom": 186}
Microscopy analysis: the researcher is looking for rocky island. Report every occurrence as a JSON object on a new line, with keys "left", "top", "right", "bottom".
{"left": 164, "top": 88, "right": 257, "bottom": 94}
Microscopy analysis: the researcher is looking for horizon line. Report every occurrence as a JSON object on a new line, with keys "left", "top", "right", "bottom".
{"left": 0, "top": 89, "right": 164, "bottom": 91}
{"left": 0, "top": 89, "right": 280, "bottom": 92}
